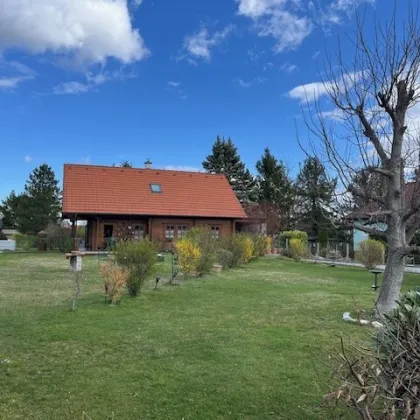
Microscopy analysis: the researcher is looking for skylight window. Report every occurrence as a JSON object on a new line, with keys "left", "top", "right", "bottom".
{"left": 150, "top": 183, "right": 162, "bottom": 193}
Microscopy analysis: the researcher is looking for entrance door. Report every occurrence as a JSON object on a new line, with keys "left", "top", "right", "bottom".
{"left": 104, "top": 225, "right": 114, "bottom": 238}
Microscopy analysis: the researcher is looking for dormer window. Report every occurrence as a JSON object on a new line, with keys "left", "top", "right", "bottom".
{"left": 150, "top": 183, "right": 162, "bottom": 193}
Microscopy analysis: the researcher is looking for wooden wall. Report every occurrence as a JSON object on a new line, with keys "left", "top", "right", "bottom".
{"left": 86, "top": 217, "right": 236, "bottom": 251}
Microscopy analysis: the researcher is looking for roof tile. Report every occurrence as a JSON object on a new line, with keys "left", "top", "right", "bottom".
{"left": 62, "top": 164, "right": 247, "bottom": 219}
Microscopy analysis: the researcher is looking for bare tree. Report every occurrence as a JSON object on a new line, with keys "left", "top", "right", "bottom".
{"left": 303, "top": 6, "right": 420, "bottom": 315}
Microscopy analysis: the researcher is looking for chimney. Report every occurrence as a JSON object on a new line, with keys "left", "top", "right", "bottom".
{"left": 145, "top": 159, "right": 152, "bottom": 169}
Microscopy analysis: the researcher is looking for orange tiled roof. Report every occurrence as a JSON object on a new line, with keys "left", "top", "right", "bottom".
{"left": 62, "top": 164, "right": 247, "bottom": 219}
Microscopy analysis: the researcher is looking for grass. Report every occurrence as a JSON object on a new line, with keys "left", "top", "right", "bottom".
{"left": 0, "top": 253, "right": 419, "bottom": 420}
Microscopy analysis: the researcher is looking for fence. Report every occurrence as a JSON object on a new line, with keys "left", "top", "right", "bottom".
{"left": 0, "top": 240, "right": 16, "bottom": 251}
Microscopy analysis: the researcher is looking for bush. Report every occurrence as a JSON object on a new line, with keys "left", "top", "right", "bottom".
{"left": 356, "top": 239, "right": 385, "bottom": 270}
{"left": 185, "top": 228, "right": 217, "bottom": 276}
{"left": 243, "top": 235, "right": 254, "bottom": 263}
{"left": 113, "top": 239, "right": 158, "bottom": 296}
{"left": 278, "top": 230, "right": 308, "bottom": 247}
{"left": 0, "top": 232, "right": 7, "bottom": 240}
{"left": 14, "top": 233, "right": 38, "bottom": 251}
{"left": 264, "top": 236, "right": 272, "bottom": 254}
{"left": 329, "top": 290, "right": 420, "bottom": 419}
{"left": 216, "top": 248, "right": 234, "bottom": 268}
{"left": 220, "top": 234, "right": 253, "bottom": 267}
{"left": 99, "top": 261, "right": 129, "bottom": 305}
{"left": 289, "top": 238, "right": 307, "bottom": 262}
{"left": 281, "top": 248, "right": 293, "bottom": 258}
{"left": 252, "top": 235, "right": 266, "bottom": 257}
{"left": 175, "top": 238, "right": 201, "bottom": 277}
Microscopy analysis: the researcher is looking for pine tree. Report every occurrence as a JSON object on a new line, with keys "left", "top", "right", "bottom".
{"left": 294, "top": 157, "right": 336, "bottom": 237}
{"left": 6, "top": 164, "right": 62, "bottom": 233}
{"left": 202, "top": 136, "right": 258, "bottom": 203}
{"left": 0, "top": 191, "right": 21, "bottom": 228}
{"left": 256, "top": 148, "right": 294, "bottom": 229}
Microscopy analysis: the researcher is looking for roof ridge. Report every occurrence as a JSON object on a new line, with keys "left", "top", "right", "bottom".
{"left": 64, "top": 163, "right": 224, "bottom": 177}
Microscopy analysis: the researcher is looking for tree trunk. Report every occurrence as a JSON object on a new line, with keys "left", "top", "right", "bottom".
{"left": 376, "top": 244, "right": 406, "bottom": 316}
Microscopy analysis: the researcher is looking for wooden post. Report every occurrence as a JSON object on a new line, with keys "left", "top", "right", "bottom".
{"left": 346, "top": 243, "right": 350, "bottom": 259}
{"left": 96, "top": 218, "right": 101, "bottom": 251}
{"left": 71, "top": 217, "right": 77, "bottom": 251}
{"left": 148, "top": 217, "right": 152, "bottom": 239}
{"left": 316, "top": 242, "right": 320, "bottom": 257}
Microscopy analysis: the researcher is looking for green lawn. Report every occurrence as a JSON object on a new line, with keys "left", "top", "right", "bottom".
{"left": 1, "top": 253, "right": 419, "bottom": 420}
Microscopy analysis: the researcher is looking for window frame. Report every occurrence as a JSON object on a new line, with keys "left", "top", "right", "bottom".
{"left": 133, "top": 224, "right": 145, "bottom": 241}
{"left": 150, "top": 183, "right": 162, "bottom": 193}
{"left": 165, "top": 225, "right": 175, "bottom": 240}
{"left": 210, "top": 225, "right": 220, "bottom": 239}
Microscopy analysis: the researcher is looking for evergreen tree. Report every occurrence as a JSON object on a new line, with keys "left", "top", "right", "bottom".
{"left": 256, "top": 148, "right": 294, "bottom": 229}
{"left": 202, "top": 136, "right": 258, "bottom": 203}
{"left": 0, "top": 191, "right": 21, "bottom": 228}
{"left": 294, "top": 157, "right": 337, "bottom": 237}
{"left": 4, "top": 164, "right": 62, "bottom": 233}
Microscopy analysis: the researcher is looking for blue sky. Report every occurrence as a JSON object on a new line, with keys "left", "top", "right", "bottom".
{"left": 0, "top": 0, "right": 385, "bottom": 200}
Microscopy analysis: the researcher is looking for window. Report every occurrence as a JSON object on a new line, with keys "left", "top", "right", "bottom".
{"left": 178, "top": 225, "right": 188, "bottom": 238}
{"left": 150, "top": 183, "right": 162, "bottom": 193}
{"left": 165, "top": 225, "right": 175, "bottom": 240}
{"left": 133, "top": 225, "right": 145, "bottom": 240}
{"left": 211, "top": 226, "right": 220, "bottom": 239}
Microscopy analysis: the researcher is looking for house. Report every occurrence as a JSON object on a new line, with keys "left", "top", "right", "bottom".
{"left": 62, "top": 163, "right": 247, "bottom": 251}
{"left": 347, "top": 181, "right": 420, "bottom": 250}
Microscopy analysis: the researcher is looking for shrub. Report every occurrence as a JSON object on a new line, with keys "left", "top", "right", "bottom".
{"left": 328, "top": 290, "right": 420, "bottom": 419}
{"left": 113, "top": 238, "right": 158, "bottom": 296}
{"left": 243, "top": 235, "right": 254, "bottom": 263}
{"left": 14, "top": 234, "right": 38, "bottom": 251}
{"left": 279, "top": 230, "right": 308, "bottom": 247}
{"left": 216, "top": 248, "right": 234, "bottom": 268}
{"left": 99, "top": 261, "right": 129, "bottom": 305}
{"left": 175, "top": 238, "right": 201, "bottom": 277}
{"left": 0, "top": 232, "right": 7, "bottom": 240}
{"left": 220, "top": 234, "right": 252, "bottom": 267}
{"left": 281, "top": 248, "right": 293, "bottom": 258}
{"left": 356, "top": 239, "right": 385, "bottom": 270}
{"left": 289, "top": 238, "right": 307, "bottom": 262}
{"left": 252, "top": 235, "right": 266, "bottom": 257}
{"left": 185, "top": 228, "right": 217, "bottom": 276}
{"left": 264, "top": 236, "right": 272, "bottom": 254}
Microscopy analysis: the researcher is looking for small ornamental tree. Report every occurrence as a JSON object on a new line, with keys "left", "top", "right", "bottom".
{"left": 175, "top": 238, "right": 201, "bottom": 277}
{"left": 357, "top": 239, "right": 385, "bottom": 270}
{"left": 114, "top": 239, "right": 157, "bottom": 296}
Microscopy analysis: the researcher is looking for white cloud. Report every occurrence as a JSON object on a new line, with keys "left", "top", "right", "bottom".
{"left": 168, "top": 81, "right": 181, "bottom": 88}
{"left": 0, "top": 59, "right": 36, "bottom": 91}
{"left": 53, "top": 68, "right": 135, "bottom": 95}
{"left": 280, "top": 61, "right": 298, "bottom": 73}
{"left": 312, "top": 51, "right": 320, "bottom": 60}
{"left": 0, "top": 0, "right": 149, "bottom": 67}
{"left": 182, "top": 24, "right": 235, "bottom": 62}
{"left": 24, "top": 155, "right": 32, "bottom": 163}
{"left": 288, "top": 81, "right": 329, "bottom": 101}
{"left": 288, "top": 71, "right": 362, "bottom": 102}
{"left": 81, "top": 156, "right": 91, "bottom": 164}
{"left": 0, "top": 76, "right": 34, "bottom": 89}
{"left": 164, "top": 165, "right": 202, "bottom": 172}
{"left": 53, "top": 81, "right": 91, "bottom": 95}
{"left": 131, "top": 0, "right": 143, "bottom": 8}
{"left": 237, "top": 0, "right": 374, "bottom": 52}
{"left": 263, "top": 62, "right": 274, "bottom": 71}
{"left": 235, "top": 77, "right": 267, "bottom": 88}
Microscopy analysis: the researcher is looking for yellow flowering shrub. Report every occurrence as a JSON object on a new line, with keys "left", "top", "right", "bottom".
{"left": 264, "top": 236, "right": 272, "bottom": 254}
{"left": 175, "top": 238, "right": 201, "bottom": 276}
{"left": 243, "top": 236, "right": 254, "bottom": 263}
{"left": 289, "top": 238, "right": 307, "bottom": 262}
